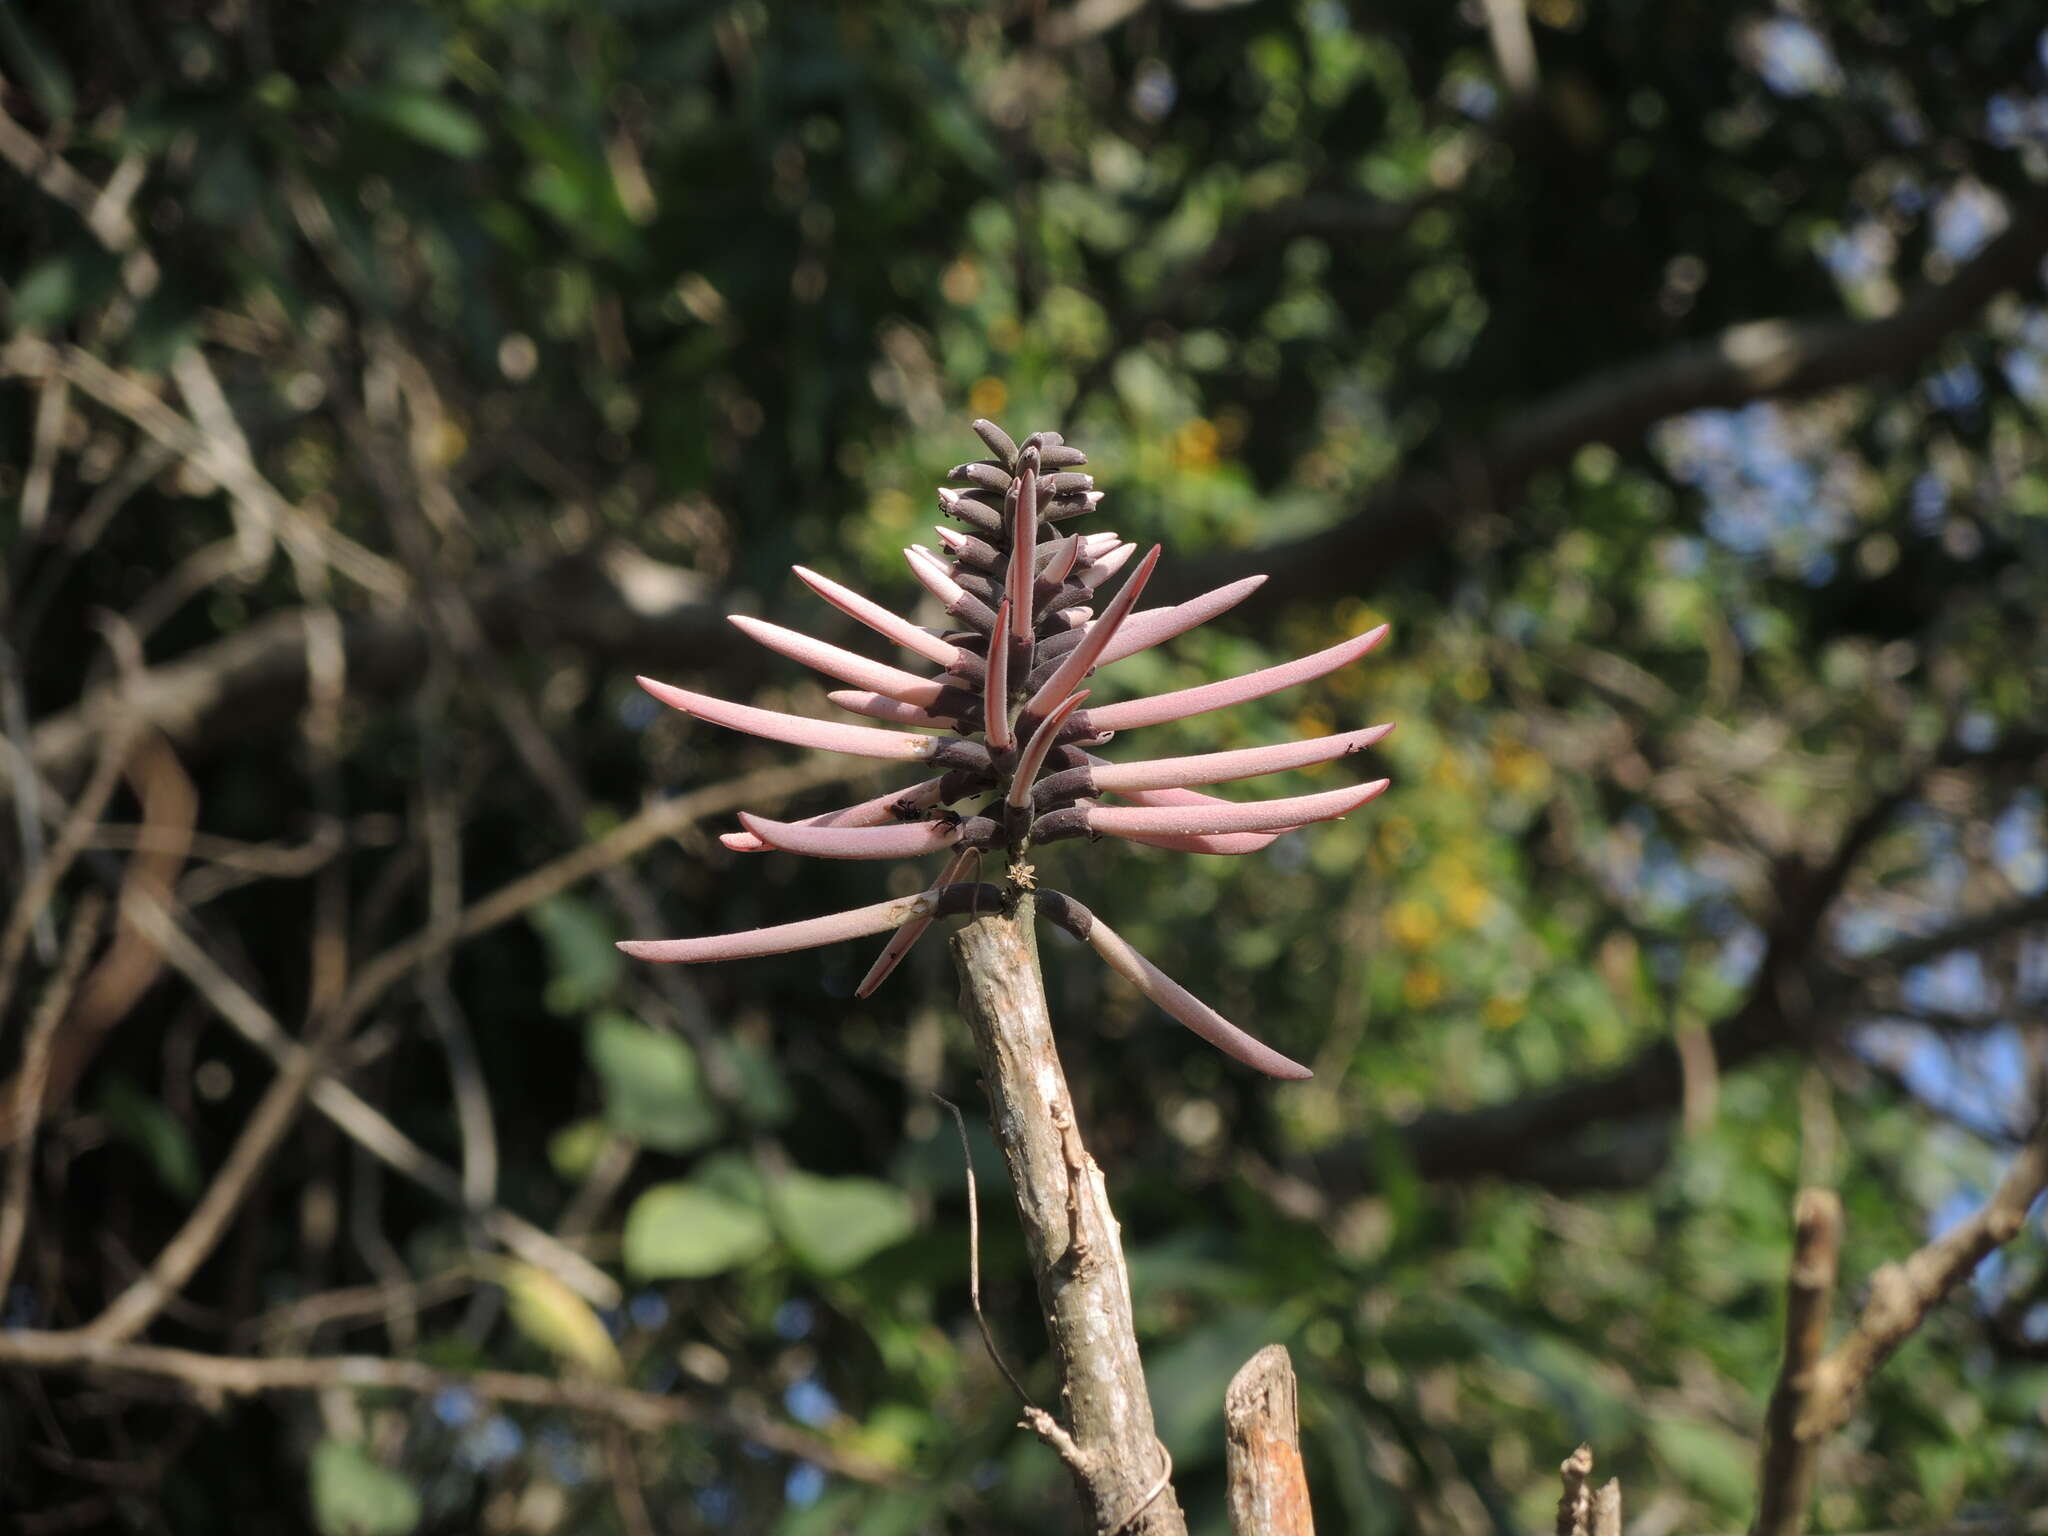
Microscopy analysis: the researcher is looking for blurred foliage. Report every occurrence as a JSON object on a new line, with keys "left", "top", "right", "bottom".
{"left": 4, "top": 1, "right": 2048, "bottom": 1533}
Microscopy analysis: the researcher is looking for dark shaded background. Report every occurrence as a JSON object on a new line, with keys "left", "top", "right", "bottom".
{"left": 3, "top": 1, "right": 2046, "bottom": 1531}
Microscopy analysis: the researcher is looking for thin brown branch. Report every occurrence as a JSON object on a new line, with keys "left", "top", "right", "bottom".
{"left": 935, "top": 1092, "right": 1035, "bottom": 1408}
{"left": 1168, "top": 193, "right": 2048, "bottom": 614}
{"left": 951, "top": 899, "right": 1187, "bottom": 1535}
{"left": 0, "top": 893, "right": 105, "bottom": 1295}
{"left": 1225, "top": 1345, "right": 1314, "bottom": 1536}
{"left": 1558, "top": 1444, "right": 1594, "bottom": 1536}
{"left": 0, "top": 1330, "right": 898, "bottom": 1485}
{"left": 1798, "top": 1115, "right": 2048, "bottom": 1442}
{"left": 1752, "top": 1189, "right": 1845, "bottom": 1536}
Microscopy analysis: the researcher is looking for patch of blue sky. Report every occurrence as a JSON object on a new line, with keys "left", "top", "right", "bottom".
{"left": 1660, "top": 403, "right": 1853, "bottom": 574}
{"left": 783, "top": 1375, "right": 838, "bottom": 1428}
{"left": 773, "top": 1297, "right": 815, "bottom": 1340}
{"left": 785, "top": 1462, "right": 828, "bottom": 1507}
{"left": 1902, "top": 949, "right": 1991, "bottom": 1016}
{"left": 1925, "top": 360, "right": 1985, "bottom": 415}
{"left": 1992, "top": 793, "right": 2047, "bottom": 895}
{"left": 1910, "top": 471, "right": 1946, "bottom": 533}
{"left": 1856, "top": 1018, "right": 2028, "bottom": 1139}
{"left": 1745, "top": 17, "right": 1843, "bottom": 98}
{"left": 1931, "top": 181, "right": 2008, "bottom": 263}
{"left": 1716, "top": 923, "right": 1765, "bottom": 986}
{"left": 456, "top": 1414, "right": 526, "bottom": 1473}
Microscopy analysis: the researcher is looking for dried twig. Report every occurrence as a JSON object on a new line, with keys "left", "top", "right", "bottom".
{"left": 934, "top": 1092, "right": 1035, "bottom": 1408}
{"left": 1224, "top": 1345, "right": 1314, "bottom": 1536}
{"left": 0, "top": 1331, "right": 898, "bottom": 1485}
{"left": 0, "top": 893, "right": 106, "bottom": 1295}
{"left": 1798, "top": 1115, "right": 2048, "bottom": 1443}
{"left": 1752, "top": 1189, "right": 1845, "bottom": 1536}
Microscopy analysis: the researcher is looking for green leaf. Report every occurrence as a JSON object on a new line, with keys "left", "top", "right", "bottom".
{"left": 347, "top": 88, "right": 487, "bottom": 159}
{"left": 98, "top": 1078, "right": 201, "bottom": 1200}
{"left": 770, "top": 1172, "right": 915, "bottom": 1276}
{"left": 623, "top": 1182, "right": 773, "bottom": 1279}
{"left": 547, "top": 1117, "right": 611, "bottom": 1181}
{"left": 1650, "top": 1417, "right": 1756, "bottom": 1513}
{"left": 499, "top": 1260, "right": 623, "bottom": 1380}
{"left": 309, "top": 1440, "right": 419, "bottom": 1536}
{"left": 529, "top": 895, "right": 620, "bottom": 1014}
{"left": 11, "top": 258, "right": 81, "bottom": 331}
{"left": 585, "top": 1012, "right": 720, "bottom": 1152}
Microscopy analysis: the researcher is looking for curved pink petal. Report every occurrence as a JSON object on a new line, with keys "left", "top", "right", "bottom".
{"left": 1088, "top": 723, "right": 1392, "bottom": 792}
{"left": 1019, "top": 546, "right": 1160, "bottom": 720}
{"left": 729, "top": 615, "right": 949, "bottom": 707}
{"left": 1085, "top": 777, "right": 1389, "bottom": 836}
{"left": 792, "top": 566, "right": 962, "bottom": 668}
{"left": 737, "top": 811, "right": 962, "bottom": 860}
{"left": 1096, "top": 783, "right": 1291, "bottom": 853}
{"left": 1086, "top": 919, "right": 1310, "bottom": 1079}
{"left": 1006, "top": 691, "right": 1091, "bottom": 809}
{"left": 721, "top": 777, "right": 945, "bottom": 852}
{"left": 857, "top": 848, "right": 980, "bottom": 996}
{"left": 1080, "top": 624, "right": 1388, "bottom": 733}
{"left": 1080, "top": 542, "right": 1137, "bottom": 590}
{"left": 1036, "top": 534, "right": 1081, "bottom": 587}
{"left": 636, "top": 676, "right": 942, "bottom": 762}
{"left": 618, "top": 890, "right": 935, "bottom": 962}
{"left": 1096, "top": 575, "right": 1269, "bottom": 667}
{"left": 826, "top": 690, "right": 955, "bottom": 728}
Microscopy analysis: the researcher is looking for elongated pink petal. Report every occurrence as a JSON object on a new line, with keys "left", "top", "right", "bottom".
{"left": 1085, "top": 777, "right": 1389, "bottom": 836}
{"left": 730, "top": 615, "right": 949, "bottom": 707}
{"left": 1037, "top": 534, "right": 1081, "bottom": 587}
{"left": 984, "top": 598, "right": 1014, "bottom": 750}
{"left": 636, "top": 676, "right": 943, "bottom": 762}
{"left": 1086, "top": 919, "right": 1310, "bottom": 1079}
{"left": 904, "top": 546, "right": 967, "bottom": 606}
{"left": 618, "top": 890, "right": 936, "bottom": 962}
{"left": 1096, "top": 782, "right": 1291, "bottom": 853}
{"left": 1019, "top": 546, "right": 1160, "bottom": 720}
{"left": 1097, "top": 575, "right": 1269, "bottom": 667}
{"left": 737, "top": 811, "right": 961, "bottom": 860}
{"left": 1089, "top": 723, "right": 1392, "bottom": 792}
{"left": 1004, "top": 458, "right": 1037, "bottom": 642}
{"left": 826, "top": 690, "right": 954, "bottom": 728}
{"left": 721, "top": 778, "right": 945, "bottom": 852}
{"left": 1006, "top": 691, "right": 1091, "bottom": 809}
{"left": 1077, "top": 532, "right": 1122, "bottom": 560}
{"left": 1081, "top": 624, "right": 1389, "bottom": 733}
{"left": 1080, "top": 542, "right": 1137, "bottom": 590}
{"left": 857, "top": 848, "right": 979, "bottom": 996}
{"left": 792, "top": 566, "right": 962, "bottom": 668}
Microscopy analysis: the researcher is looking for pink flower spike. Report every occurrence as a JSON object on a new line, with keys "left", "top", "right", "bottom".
{"left": 720, "top": 778, "right": 945, "bottom": 852}
{"left": 1085, "top": 919, "right": 1311, "bottom": 1079}
{"left": 857, "top": 848, "right": 979, "bottom": 996}
{"left": 791, "top": 566, "right": 962, "bottom": 668}
{"left": 984, "top": 598, "right": 1015, "bottom": 750}
{"left": 1097, "top": 575, "right": 1269, "bottom": 667}
{"left": 1085, "top": 777, "right": 1389, "bottom": 837}
{"left": 736, "top": 811, "right": 962, "bottom": 860}
{"left": 1080, "top": 542, "right": 1137, "bottom": 590}
{"left": 618, "top": 890, "right": 939, "bottom": 963}
{"left": 1080, "top": 624, "right": 1389, "bottom": 733}
{"left": 1006, "top": 691, "right": 1091, "bottom": 809}
{"left": 826, "top": 690, "right": 954, "bottom": 728}
{"left": 1020, "top": 546, "right": 1161, "bottom": 721}
{"left": 729, "top": 615, "right": 950, "bottom": 708}
{"left": 1087, "top": 722, "right": 1393, "bottom": 792}
{"left": 636, "top": 675, "right": 951, "bottom": 763}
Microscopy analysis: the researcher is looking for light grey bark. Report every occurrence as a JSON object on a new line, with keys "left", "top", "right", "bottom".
{"left": 951, "top": 898, "right": 1185, "bottom": 1535}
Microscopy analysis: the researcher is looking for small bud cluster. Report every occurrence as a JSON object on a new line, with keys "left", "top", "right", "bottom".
{"left": 620, "top": 421, "right": 1393, "bottom": 1077}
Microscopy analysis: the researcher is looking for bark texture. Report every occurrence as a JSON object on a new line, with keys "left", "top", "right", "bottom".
{"left": 952, "top": 898, "right": 1185, "bottom": 1535}
{"left": 1225, "top": 1345, "right": 1315, "bottom": 1536}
